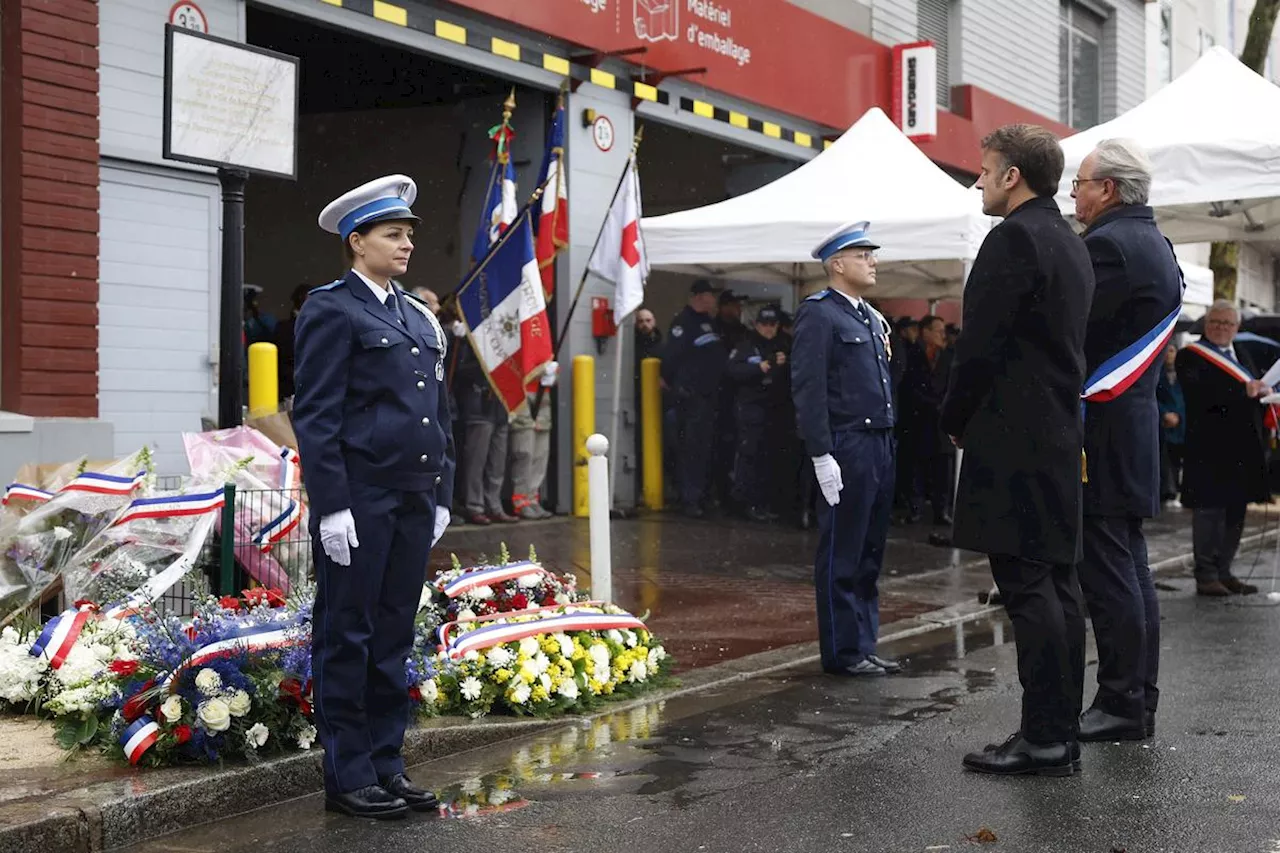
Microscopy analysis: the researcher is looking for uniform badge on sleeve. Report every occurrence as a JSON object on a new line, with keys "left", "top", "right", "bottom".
{"left": 435, "top": 359, "right": 445, "bottom": 382}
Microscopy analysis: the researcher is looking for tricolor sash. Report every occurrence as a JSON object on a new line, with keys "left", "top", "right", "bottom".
{"left": 113, "top": 489, "right": 226, "bottom": 526}
{"left": 1082, "top": 306, "right": 1181, "bottom": 402}
{"left": 61, "top": 471, "right": 147, "bottom": 496}
{"left": 1183, "top": 340, "right": 1257, "bottom": 384}
{"left": 249, "top": 447, "right": 304, "bottom": 552}
{"left": 158, "top": 618, "right": 305, "bottom": 692}
{"left": 2, "top": 483, "right": 52, "bottom": 506}
{"left": 440, "top": 606, "right": 647, "bottom": 661}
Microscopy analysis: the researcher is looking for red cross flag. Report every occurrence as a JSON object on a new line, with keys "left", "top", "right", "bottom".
{"left": 587, "top": 155, "right": 649, "bottom": 324}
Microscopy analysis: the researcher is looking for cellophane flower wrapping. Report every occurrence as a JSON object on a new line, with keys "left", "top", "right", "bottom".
{"left": 0, "top": 450, "right": 153, "bottom": 622}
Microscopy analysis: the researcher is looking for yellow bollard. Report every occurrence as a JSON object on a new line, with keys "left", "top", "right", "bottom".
{"left": 247, "top": 342, "right": 279, "bottom": 418}
{"left": 640, "top": 357, "right": 664, "bottom": 510}
{"left": 572, "top": 354, "right": 595, "bottom": 517}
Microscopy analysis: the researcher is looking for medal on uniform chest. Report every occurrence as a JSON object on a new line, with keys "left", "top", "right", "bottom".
{"left": 435, "top": 358, "right": 444, "bottom": 382}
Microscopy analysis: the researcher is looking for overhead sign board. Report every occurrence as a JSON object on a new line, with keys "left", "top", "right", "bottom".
{"left": 162, "top": 24, "right": 300, "bottom": 179}
{"left": 892, "top": 41, "right": 938, "bottom": 143}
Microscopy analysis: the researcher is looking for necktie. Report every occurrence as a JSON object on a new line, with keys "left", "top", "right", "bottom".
{"left": 386, "top": 293, "right": 405, "bottom": 325}
{"left": 854, "top": 301, "right": 871, "bottom": 327}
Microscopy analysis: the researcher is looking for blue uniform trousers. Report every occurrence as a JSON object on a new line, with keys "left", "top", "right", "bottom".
{"left": 310, "top": 479, "right": 436, "bottom": 795}
{"left": 814, "top": 428, "right": 895, "bottom": 670}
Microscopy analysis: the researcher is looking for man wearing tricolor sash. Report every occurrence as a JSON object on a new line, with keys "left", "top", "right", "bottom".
{"left": 1070, "top": 139, "right": 1182, "bottom": 744}
{"left": 1176, "top": 300, "right": 1270, "bottom": 598}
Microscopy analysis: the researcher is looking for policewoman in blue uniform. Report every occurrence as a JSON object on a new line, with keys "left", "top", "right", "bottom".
{"left": 791, "top": 221, "right": 901, "bottom": 677}
{"left": 293, "top": 175, "right": 455, "bottom": 820}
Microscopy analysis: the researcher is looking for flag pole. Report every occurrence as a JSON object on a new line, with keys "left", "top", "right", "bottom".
{"left": 530, "top": 125, "right": 645, "bottom": 420}
{"left": 607, "top": 317, "right": 629, "bottom": 510}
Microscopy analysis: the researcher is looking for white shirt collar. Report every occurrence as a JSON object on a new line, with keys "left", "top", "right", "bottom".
{"left": 833, "top": 289, "right": 863, "bottom": 309}
{"left": 352, "top": 269, "right": 391, "bottom": 304}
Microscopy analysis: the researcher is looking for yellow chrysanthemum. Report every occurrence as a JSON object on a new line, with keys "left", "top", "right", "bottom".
{"left": 531, "top": 685, "right": 550, "bottom": 703}
{"left": 493, "top": 668, "right": 513, "bottom": 684}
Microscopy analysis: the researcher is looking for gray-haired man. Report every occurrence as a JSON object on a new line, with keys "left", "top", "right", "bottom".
{"left": 1070, "top": 138, "right": 1183, "bottom": 743}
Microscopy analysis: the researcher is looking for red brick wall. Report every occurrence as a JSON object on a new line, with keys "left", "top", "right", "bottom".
{"left": 1, "top": 0, "right": 100, "bottom": 417}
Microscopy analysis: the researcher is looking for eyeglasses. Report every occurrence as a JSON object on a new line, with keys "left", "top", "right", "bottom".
{"left": 842, "top": 249, "right": 877, "bottom": 262}
{"left": 1071, "top": 177, "right": 1106, "bottom": 192}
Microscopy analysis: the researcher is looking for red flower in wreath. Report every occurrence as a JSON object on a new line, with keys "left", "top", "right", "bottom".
{"left": 511, "top": 593, "right": 529, "bottom": 611}
{"left": 279, "top": 677, "right": 312, "bottom": 716}
{"left": 172, "top": 724, "right": 193, "bottom": 744}
{"left": 218, "top": 595, "right": 241, "bottom": 611}
{"left": 73, "top": 598, "right": 97, "bottom": 611}
{"left": 109, "top": 659, "right": 139, "bottom": 678}
{"left": 408, "top": 685, "right": 422, "bottom": 702}
{"left": 541, "top": 593, "right": 558, "bottom": 607}
{"left": 122, "top": 678, "right": 157, "bottom": 722}
{"left": 264, "top": 587, "right": 286, "bottom": 608}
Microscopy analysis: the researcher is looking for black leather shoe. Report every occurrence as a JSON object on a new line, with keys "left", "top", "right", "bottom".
{"left": 867, "top": 654, "right": 903, "bottom": 674}
{"left": 963, "top": 733, "right": 1074, "bottom": 777}
{"left": 380, "top": 773, "right": 440, "bottom": 812}
{"left": 986, "top": 734, "right": 1080, "bottom": 773}
{"left": 1078, "top": 707, "right": 1145, "bottom": 742}
{"left": 325, "top": 785, "right": 408, "bottom": 819}
{"left": 1144, "top": 711, "right": 1156, "bottom": 739}
{"left": 825, "top": 659, "right": 887, "bottom": 677}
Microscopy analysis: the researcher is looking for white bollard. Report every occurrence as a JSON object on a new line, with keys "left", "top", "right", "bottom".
{"left": 585, "top": 433, "right": 612, "bottom": 604}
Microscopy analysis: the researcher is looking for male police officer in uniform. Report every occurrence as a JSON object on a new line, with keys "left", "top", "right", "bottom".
{"left": 293, "top": 175, "right": 454, "bottom": 820}
{"left": 662, "top": 279, "right": 729, "bottom": 517}
{"left": 727, "top": 305, "right": 790, "bottom": 522}
{"left": 792, "top": 221, "right": 900, "bottom": 676}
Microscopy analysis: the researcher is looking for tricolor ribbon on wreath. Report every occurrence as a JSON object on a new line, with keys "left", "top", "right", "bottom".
{"left": 437, "top": 604, "right": 647, "bottom": 661}
{"left": 157, "top": 616, "right": 306, "bottom": 693}
{"left": 28, "top": 604, "right": 96, "bottom": 669}
{"left": 250, "top": 447, "right": 304, "bottom": 552}
{"left": 120, "top": 715, "right": 161, "bottom": 766}
{"left": 3, "top": 470, "right": 146, "bottom": 507}
{"left": 435, "top": 560, "right": 549, "bottom": 598}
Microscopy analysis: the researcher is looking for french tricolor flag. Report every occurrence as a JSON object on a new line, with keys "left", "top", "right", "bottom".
{"left": 534, "top": 100, "right": 569, "bottom": 300}
{"left": 459, "top": 206, "right": 554, "bottom": 413}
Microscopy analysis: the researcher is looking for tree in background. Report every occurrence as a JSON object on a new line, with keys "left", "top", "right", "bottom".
{"left": 1212, "top": 0, "right": 1280, "bottom": 301}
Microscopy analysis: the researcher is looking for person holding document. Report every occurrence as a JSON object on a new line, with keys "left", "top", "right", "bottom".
{"left": 942, "top": 125, "right": 1094, "bottom": 777}
{"left": 1176, "top": 300, "right": 1271, "bottom": 597}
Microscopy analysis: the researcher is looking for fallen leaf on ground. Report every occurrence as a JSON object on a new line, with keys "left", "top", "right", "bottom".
{"left": 1228, "top": 794, "right": 1246, "bottom": 803}
{"left": 965, "top": 828, "right": 998, "bottom": 843}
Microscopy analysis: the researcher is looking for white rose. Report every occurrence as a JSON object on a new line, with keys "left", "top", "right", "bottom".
{"left": 296, "top": 724, "right": 317, "bottom": 750}
{"left": 555, "top": 634, "right": 574, "bottom": 659}
{"left": 510, "top": 683, "right": 531, "bottom": 705}
{"left": 197, "top": 698, "right": 231, "bottom": 732}
{"left": 554, "top": 592, "right": 572, "bottom": 605}
{"left": 245, "top": 722, "right": 269, "bottom": 749}
{"left": 421, "top": 679, "right": 439, "bottom": 703}
{"left": 472, "top": 585, "right": 494, "bottom": 600}
{"left": 160, "top": 695, "right": 184, "bottom": 723}
{"left": 226, "top": 690, "right": 252, "bottom": 717}
{"left": 488, "top": 647, "right": 513, "bottom": 668}
{"left": 557, "top": 679, "right": 580, "bottom": 700}
{"left": 194, "top": 668, "right": 222, "bottom": 696}
{"left": 458, "top": 608, "right": 477, "bottom": 621}
{"left": 517, "top": 573, "right": 542, "bottom": 589}
{"left": 460, "top": 676, "right": 483, "bottom": 701}
{"left": 518, "top": 637, "right": 540, "bottom": 658}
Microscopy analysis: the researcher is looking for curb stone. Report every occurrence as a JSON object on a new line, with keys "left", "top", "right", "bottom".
{"left": 2, "top": 527, "right": 1270, "bottom": 852}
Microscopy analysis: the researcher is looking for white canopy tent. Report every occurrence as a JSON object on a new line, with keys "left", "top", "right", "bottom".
{"left": 641, "top": 108, "right": 992, "bottom": 299}
{"left": 1055, "top": 47, "right": 1280, "bottom": 244}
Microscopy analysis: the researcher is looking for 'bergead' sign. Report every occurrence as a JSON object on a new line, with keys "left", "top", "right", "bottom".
{"left": 892, "top": 41, "right": 938, "bottom": 142}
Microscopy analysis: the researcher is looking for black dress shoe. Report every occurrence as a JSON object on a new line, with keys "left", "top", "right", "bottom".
{"left": 825, "top": 659, "right": 887, "bottom": 677}
{"left": 963, "top": 733, "right": 1074, "bottom": 777}
{"left": 380, "top": 773, "right": 440, "bottom": 812}
{"left": 985, "top": 734, "right": 1081, "bottom": 773}
{"left": 1144, "top": 711, "right": 1156, "bottom": 739}
{"left": 866, "top": 654, "right": 903, "bottom": 674}
{"left": 1078, "top": 707, "right": 1145, "bottom": 742}
{"left": 325, "top": 785, "right": 408, "bottom": 819}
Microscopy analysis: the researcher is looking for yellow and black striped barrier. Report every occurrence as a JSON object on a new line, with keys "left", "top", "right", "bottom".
{"left": 316, "top": 0, "right": 830, "bottom": 152}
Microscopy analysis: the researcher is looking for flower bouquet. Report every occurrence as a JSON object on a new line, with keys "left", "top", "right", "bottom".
{"left": 0, "top": 450, "right": 152, "bottom": 621}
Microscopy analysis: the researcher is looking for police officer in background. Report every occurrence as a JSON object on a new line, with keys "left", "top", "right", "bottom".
{"left": 727, "top": 305, "right": 790, "bottom": 522}
{"left": 792, "top": 221, "right": 900, "bottom": 677}
{"left": 662, "top": 279, "right": 728, "bottom": 517}
{"left": 293, "top": 175, "right": 454, "bottom": 820}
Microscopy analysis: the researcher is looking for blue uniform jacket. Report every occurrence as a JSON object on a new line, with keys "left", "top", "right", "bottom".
{"left": 292, "top": 270, "right": 455, "bottom": 518}
{"left": 1081, "top": 204, "right": 1183, "bottom": 519}
{"left": 790, "top": 289, "right": 895, "bottom": 457}
{"left": 660, "top": 306, "right": 728, "bottom": 397}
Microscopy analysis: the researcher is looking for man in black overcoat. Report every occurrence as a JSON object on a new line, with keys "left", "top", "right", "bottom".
{"left": 942, "top": 125, "right": 1095, "bottom": 777}
{"left": 1176, "top": 301, "right": 1271, "bottom": 597}
{"left": 1069, "top": 140, "right": 1183, "bottom": 744}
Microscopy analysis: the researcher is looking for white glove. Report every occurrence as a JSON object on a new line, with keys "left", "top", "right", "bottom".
{"left": 812, "top": 454, "right": 844, "bottom": 507}
{"left": 451, "top": 321, "right": 467, "bottom": 339}
{"left": 319, "top": 509, "right": 359, "bottom": 566}
{"left": 433, "top": 507, "right": 451, "bottom": 546}
{"left": 540, "top": 360, "right": 559, "bottom": 388}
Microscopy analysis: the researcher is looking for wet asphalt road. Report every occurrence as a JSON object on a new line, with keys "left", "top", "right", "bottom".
{"left": 128, "top": 570, "right": 1280, "bottom": 853}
